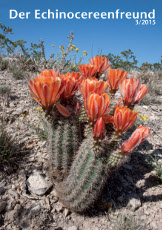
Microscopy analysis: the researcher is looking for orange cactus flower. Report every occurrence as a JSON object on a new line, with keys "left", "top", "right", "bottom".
{"left": 135, "top": 84, "right": 148, "bottom": 104}
{"left": 60, "top": 72, "right": 80, "bottom": 99}
{"left": 95, "top": 79, "right": 108, "bottom": 95}
{"left": 79, "top": 78, "right": 108, "bottom": 108}
{"left": 121, "top": 126, "right": 151, "bottom": 155}
{"left": 113, "top": 105, "right": 137, "bottom": 134}
{"left": 93, "top": 117, "right": 106, "bottom": 139}
{"left": 39, "top": 69, "right": 60, "bottom": 79}
{"left": 78, "top": 64, "right": 97, "bottom": 79}
{"left": 102, "top": 114, "right": 114, "bottom": 124}
{"left": 107, "top": 68, "right": 128, "bottom": 94}
{"left": 89, "top": 56, "right": 111, "bottom": 77}
{"left": 119, "top": 78, "right": 141, "bottom": 107}
{"left": 28, "top": 72, "right": 70, "bottom": 116}
{"left": 86, "top": 93, "right": 110, "bottom": 122}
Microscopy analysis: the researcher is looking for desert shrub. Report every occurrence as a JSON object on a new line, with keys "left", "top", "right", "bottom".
{"left": 46, "top": 33, "right": 85, "bottom": 74}
{"left": 0, "top": 59, "right": 9, "bottom": 70}
{"left": 9, "top": 62, "right": 26, "bottom": 80}
{"left": 0, "top": 123, "right": 17, "bottom": 163}
{"left": 1, "top": 22, "right": 87, "bottom": 74}
{"left": 23, "top": 58, "right": 39, "bottom": 72}
{"left": 158, "top": 71, "right": 162, "bottom": 79}
{"left": 139, "top": 95, "right": 151, "bottom": 105}
{"left": 114, "top": 213, "right": 146, "bottom": 230}
{"left": 0, "top": 85, "right": 11, "bottom": 107}
{"left": 146, "top": 154, "right": 162, "bottom": 180}
{"left": 0, "top": 85, "right": 11, "bottom": 95}
{"left": 23, "top": 117, "right": 48, "bottom": 141}
{"left": 34, "top": 119, "right": 48, "bottom": 140}
{"left": 12, "top": 68, "right": 25, "bottom": 80}
{"left": 136, "top": 70, "right": 155, "bottom": 84}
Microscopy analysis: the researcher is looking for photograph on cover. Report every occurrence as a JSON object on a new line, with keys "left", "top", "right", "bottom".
{"left": 0, "top": 0, "right": 162, "bottom": 229}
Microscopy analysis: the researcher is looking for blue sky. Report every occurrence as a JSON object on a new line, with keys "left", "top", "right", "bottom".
{"left": 0, "top": 0, "right": 162, "bottom": 65}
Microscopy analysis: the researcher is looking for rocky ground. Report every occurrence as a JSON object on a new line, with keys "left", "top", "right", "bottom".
{"left": 0, "top": 70, "right": 162, "bottom": 230}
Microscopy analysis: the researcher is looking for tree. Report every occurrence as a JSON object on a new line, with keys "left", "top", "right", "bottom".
{"left": 0, "top": 22, "right": 27, "bottom": 56}
{"left": 105, "top": 49, "right": 138, "bottom": 70}
{"left": 140, "top": 56, "right": 162, "bottom": 71}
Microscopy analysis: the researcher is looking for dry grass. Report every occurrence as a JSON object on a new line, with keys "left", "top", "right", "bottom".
{"left": 0, "top": 123, "right": 17, "bottom": 163}
{"left": 114, "top": 213, "right": 146, "bottom": 230}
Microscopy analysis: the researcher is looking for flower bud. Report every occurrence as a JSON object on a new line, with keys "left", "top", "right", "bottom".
{"left": 93, "top": 117, "right": 106, "bottom": 139}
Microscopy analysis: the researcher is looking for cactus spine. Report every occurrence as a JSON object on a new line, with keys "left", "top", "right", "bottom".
{"left": 48, "top": 117, "right": 81, "bottom": 182}
{"left": 56, "top": 133, "right": 125, "bottom": 212}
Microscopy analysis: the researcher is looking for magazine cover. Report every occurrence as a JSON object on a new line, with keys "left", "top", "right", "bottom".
{"left": 0, "top": 0, "right": 161, "bottom": 229}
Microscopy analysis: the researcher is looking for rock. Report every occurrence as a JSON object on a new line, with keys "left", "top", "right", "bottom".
{"left": 140, "top": 215, "right": 146, "bottom": 220}
{"left": 0, "top": 201, "right": 6, "bottom": 213}
{"left": 31, "top": 204, "right": 41, "bottom": 215}
{"left": 40, "top": 197, "right": 51, "bottom": 210}
{"left": 150, "top": 221, "right": 158, "bottom": 229}
{"left": 6, "top": 210, "right": 16, "bottom": 222}
{"left": 26, "top": 172, "right": 52, "bottom": 196}
{"left": 41, "top": 141, "right": 47, "bottom": 148}
{"left": 12, "top": 107, "right": 23, "bottom": 116}
{"left": 64, "top": 208, "right": 70, "bottom": 217}
{"left": 68, "top": 226, "right": 78, "bottom": 230}
{"left": 142, "top": 105, "right": 148, "bottom": 109}
{"left": 8, "top": 189, "right": 19, "bottom": 199}
{"left": 51, "top": 190, "right": 59, "bottom": 203}
{"left": 0, "top": 187, "right": 5, "bottom": 195}
{"left": 128, "top": 194, "right": 141, "bottom": 211}
{"left": 0, "top": 179, "right": 6, "bottom": 187}
{"left": 55, "top": 203, "right": 63, "bottom": 212}
{"left": 157, "top": 222, "right": 162, "bottom": 230}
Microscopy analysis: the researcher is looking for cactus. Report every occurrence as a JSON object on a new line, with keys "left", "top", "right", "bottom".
{"left": 56, "top": 134, "right": 125, "bottom": 212}
{"left": 48, "top": 117, "right": 82, "bottom": 182}
{"left": 28, "top": 59, "right": 150, "bottom": 213}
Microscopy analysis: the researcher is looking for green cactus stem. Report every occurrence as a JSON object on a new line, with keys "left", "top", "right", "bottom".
{"left": 48, "top": 117, "right": 82, "bottom": 182}
{"left": 56, "top": 134, "right": 126, "bottom": 212}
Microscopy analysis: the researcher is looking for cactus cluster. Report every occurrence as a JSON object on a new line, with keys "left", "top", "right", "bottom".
{"left": 28, "top": 56, "right": 151, "bottom": 212}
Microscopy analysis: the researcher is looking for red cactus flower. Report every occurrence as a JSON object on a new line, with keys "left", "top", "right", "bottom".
{"left": 113, "top": 105, "right": 137, "bottom": 134}
{"left": 28, "top": 72, "right": 70, "bottom": 116}
{"left": 93, "top": 117, "right": 106, "bottom": 139}
{"left": 60, "top": 72, "right": 80, "bottom": 99}
{"left": 121, "top": 126, "right": 151, "bottom": 155}
{"left": 135, "top": 84, "right": 148, "bottom": 104}
{"left": 89, "top": 56, "right": 111, "bottom": 76}
{"left": 119, "top": 78, "right": 141, "bottom": 107}
{"left": 107, "top": 68, "right": 128, "bottom": 94}
{"left": 78, "top": 64, "right": 97, "bottom": 79}
{"left": 86, "top": 93, "right": 110, "bottom": 122}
